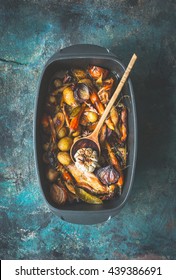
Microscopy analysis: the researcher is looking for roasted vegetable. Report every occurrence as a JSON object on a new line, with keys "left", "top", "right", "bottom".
{"left": 63, "top": 87, "right": 78, "bottom": 107}
{"left": 90, "top": 91, "right": 115, "bottom": 130}
{"left": 96, "top": 165, "right": 119, "bottom": 185}
{"left": 110, "top": 106, "right": 119, "bottom": 127}
{"left": 70, "top": 106, "right": 81, "bottom": 117}
{"left": 47, "top": 168, "right": 59, "bottom": 182}
{"left": 97, "top": 78, "right": 114, "bottom": 104}
{"left": 53, "top": 112, "right": 65, "bottom": 133}
{"left": 69, "top": 103, "right": 86, "bottom": 133}
{"left": 90, "top": 91, "right": 105, "bottom": 115}
{"left": 74, "top": 147, "right": 98, "bottom": 173}
{"left": 72, "top": 126, "right": 81, "bottom": 137}
{"left": 67, "top": 164, "right": 108, "bottom": 194}
{"left": 50, "top": 183, "right": 68, "bottom": 205}
{"left": 53, "top": 78, "right": 62, "bottom": 88}
{"left": 48, "top": 116, "right": 57, "bottom": 143}
{"left": 120, "top": 106, "right": 128, "bottom": 142}
{"left": 78, "top": 78, "right": 94, "bottom": 89}
{"left": 57, "top": 151, "right": 72, "bottom": 165}
{"left": 86, "top": 111, "right": 98, "bottom": 123}
{"left": 72, "top": 69, "right": 87, "bottom": 80}
{"left": 88, "top": 65, "right": 108, "bottom": 81}
{"left": 75, "top": 187, "right": 103, "bottom": 204}
{"left": 63, "top": 71, "right": 74, "bottom": 84}
{"left": 58, "top": 137, "right": 73, "bottom": 151}
{"left": 57, "top": 127, "right": 68, "bottom": 138}
{"left": 118, "top": 145, "right": 128, "bottom": 168}
{"left": 41, "top": 65, "right": 128, "bottom": 205}
{"left": 74, "top": 83, "right": 90, "bottom": 103}
{"left": 99, "top": 124, "right": 107, "bottom": 144}
{"left": 49, "top": 96, "right": 57, "bottom": 104}
{"left": 62, "top": 104, "right": 70, "bottom": 127}
{"left": 105, "top": 141, "right": 124, "bottom": 187}
{"left": 110, "top": 106, "right": 121, "bottom": 137}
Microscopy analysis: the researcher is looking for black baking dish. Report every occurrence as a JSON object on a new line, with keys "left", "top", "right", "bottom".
{"left": 34, "top": 44, "right": 137, "bottom": 224}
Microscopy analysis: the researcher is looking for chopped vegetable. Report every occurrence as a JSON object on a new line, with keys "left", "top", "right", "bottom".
{"left": 41, "top": 65, "right": 128, "bottom": 206}
{"left": 75, "top": 187, "right": 103, "bottom": 204}
{"left": 74, "top": 83, "right": 90, "bottom": 103}
{"left": 58, "top": 137, "right": 73, "bottom": 151}
{"left": 57, "top": 151, "right": 72, "bottom": 166}
{"left": 63, "top": 87, "right": 78, "bottom": 107}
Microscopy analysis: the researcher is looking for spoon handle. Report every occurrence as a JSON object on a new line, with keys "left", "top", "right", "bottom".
{"left": 91, "top": 53, "right": 137, "bottom": 139}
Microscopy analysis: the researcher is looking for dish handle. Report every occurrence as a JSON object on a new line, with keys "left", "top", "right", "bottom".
{"left": 48, "top": 44, "right": 114, "bottom": 62}
{"left": 51, "top": 209, "right": 113, "bottom": 225}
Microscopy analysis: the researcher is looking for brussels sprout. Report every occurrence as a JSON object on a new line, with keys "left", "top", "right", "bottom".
{"left": 78, "top": 78, "right": 94, "bottom": 89}
{"left": 74, "top": 83, "right": 90, "bottom": 103}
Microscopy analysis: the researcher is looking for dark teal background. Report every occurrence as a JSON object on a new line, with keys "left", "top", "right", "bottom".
{"left": 0, "top": 0, "right": 176, "bottom": 259}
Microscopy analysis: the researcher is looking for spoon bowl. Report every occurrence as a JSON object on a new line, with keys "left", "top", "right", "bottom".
{"left": 70, "top": 137, "right": 100, "bottom": 162}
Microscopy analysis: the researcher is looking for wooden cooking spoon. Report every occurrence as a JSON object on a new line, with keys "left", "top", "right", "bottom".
{"left": 70, "top": 53, "right": 137, "bottom": 161}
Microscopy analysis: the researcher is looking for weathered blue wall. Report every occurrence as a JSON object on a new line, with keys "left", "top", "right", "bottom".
{"left": 0, "top": 0, "right": 176, "bottom": 259}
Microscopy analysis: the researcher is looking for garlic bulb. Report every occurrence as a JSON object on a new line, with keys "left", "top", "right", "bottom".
{"left": 74, "top": 148, "right": 98, "bottom": 173}
{"left": 96, "top": 165, "right": 119, "bottom": 185}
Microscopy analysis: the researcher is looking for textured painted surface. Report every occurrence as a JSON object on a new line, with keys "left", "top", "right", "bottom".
{"left": 0, "top": 0, "right": 176, "bottom": 259}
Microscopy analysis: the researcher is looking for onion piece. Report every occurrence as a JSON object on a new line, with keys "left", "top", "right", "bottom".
{"left": 74, "top": 83, "right": 90, "bottom": 103}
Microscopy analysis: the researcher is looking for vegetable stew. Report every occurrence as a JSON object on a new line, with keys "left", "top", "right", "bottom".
{"left": 41, "top": 66, "right": 128, "bottom": 205}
